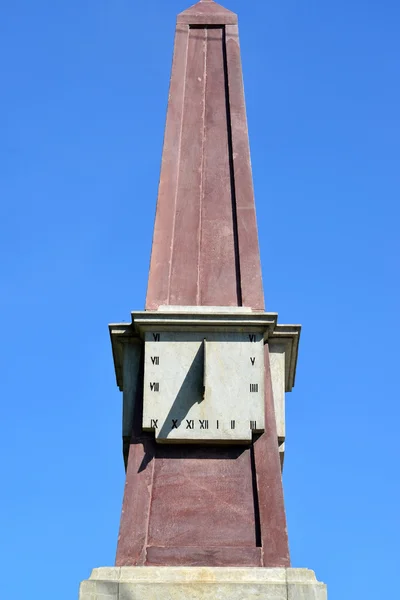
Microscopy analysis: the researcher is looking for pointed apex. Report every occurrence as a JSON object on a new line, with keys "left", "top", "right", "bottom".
{"left": 178, "top": 0, "right": 237, "bottom": 25}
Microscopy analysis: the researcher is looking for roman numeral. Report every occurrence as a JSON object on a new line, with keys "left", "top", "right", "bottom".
{"left": 186, "top": 420, "right": 194, "bottom": 430}
{"left": 216, "top": 420, "right": 219, "bottom": 429}
{"left": 250, "top": 357, "right": 255, "bottom": 366}
{"left": 231, "top": 420, "right": 235, "bottom": 429}
{"left": 172, "top": 419, "right": 179, "bottom": 429}
{"left": 153, "top": 333, "right": 160, "bottom": 342}
{"left": 250, "top": 383, "right": 258, "bottom": 393}
{"left": 250, "top": 421, "right": 257, "bottom": 430}
{"left": 151, "top": 419, "right": 158, "bottom": 429}
{"left": 150, "top": 382, "right": 159, "bottom": 392}
{"left": 249, "top": 334, "right": 256, "bottom": 342}
{"left": 151, "top": 356, "right": 159, "bottom": 365}
{"left": 199, "top": 420, "right": 209, "bottom": 430}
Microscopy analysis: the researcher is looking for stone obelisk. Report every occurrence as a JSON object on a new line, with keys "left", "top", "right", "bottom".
{"left": 79, "top": 1, "right": 328, "bottom": 598}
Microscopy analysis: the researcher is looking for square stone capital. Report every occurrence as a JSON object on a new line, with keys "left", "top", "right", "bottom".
{"left": 109, "top": 307, "right": 301, "bottom": 393}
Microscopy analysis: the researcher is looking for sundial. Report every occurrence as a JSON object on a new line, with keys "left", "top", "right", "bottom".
{"left": 143, "top": 328, "right": 264, "bottom": 442}
{"left": 110, "top": 308, "right": 299, "bottom": 449}
{"left": 142, "top": 312, "right": 265, "bottom": 442}
{"left": 80, "top": 1, "right": 328, "bottom": 597}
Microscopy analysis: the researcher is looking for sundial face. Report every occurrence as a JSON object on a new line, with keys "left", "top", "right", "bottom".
{"left": 143, "top": 330, "right": 265, "bottom": 442}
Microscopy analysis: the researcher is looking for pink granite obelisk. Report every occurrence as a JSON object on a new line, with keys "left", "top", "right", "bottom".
{"left": 146, "top": 0, "right": 264, "bottom": 312}
{"left": 114, "top": 0, "right": 291, "bottom": 568}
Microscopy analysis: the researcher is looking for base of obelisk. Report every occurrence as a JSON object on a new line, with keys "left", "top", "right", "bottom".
{"left": 79, "top": 566, "right": 327, "bottom": 599}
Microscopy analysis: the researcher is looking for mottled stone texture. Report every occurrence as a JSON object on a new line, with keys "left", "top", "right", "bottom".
{"left": 79, "top": 567, "right": 327, "bottom": 600}
{"left": 116, "top": 0, "right": 289, "bottom": 569}
{"left": 145, "top": 2, "right": 264, "bottom": 311}
{"left": 116, "top": 344, "right": 289, "bottom": 567}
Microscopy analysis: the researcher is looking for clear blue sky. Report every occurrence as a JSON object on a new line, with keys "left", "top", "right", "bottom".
{"left": 1, "top": 1, "right": 399, "bottom": 598}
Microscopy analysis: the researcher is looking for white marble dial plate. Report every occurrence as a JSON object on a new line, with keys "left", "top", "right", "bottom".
{"left": 143, "top": 330, "right": 265, "bottom": 443}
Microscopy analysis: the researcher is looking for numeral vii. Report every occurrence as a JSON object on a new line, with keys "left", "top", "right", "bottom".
{"left": 150, "top": 382, "right": 159, "bottom": 392}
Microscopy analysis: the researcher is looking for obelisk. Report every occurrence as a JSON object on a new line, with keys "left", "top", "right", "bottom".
{"left": 79, "top": 1, "right": 328, "bottom": 598}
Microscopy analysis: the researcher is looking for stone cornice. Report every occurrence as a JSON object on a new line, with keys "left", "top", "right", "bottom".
{"left": 109, "top": 309, "right": 300, "bottom": 393}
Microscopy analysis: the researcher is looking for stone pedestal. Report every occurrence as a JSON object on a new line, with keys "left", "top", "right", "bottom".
{"left": 79, "top": 566, "right": 327, "bottom": 599}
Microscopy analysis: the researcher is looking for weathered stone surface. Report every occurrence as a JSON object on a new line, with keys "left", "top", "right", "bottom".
{"left": 91, "top": 568, "right": 121, "bottom": 581}
{"left": 143, "top": 329, "right": 265, "bottom": 442}
{"left": 109, "top": 0, "right": 302, "bottom": 571}
{"left": 79, "top": 567, "right": 327, "bottom": 599}
{"left": 118, "top": 582, "right": 286, "bottom": 600}
{"left": 147, "top": 448, "right": 258, "bottom": 550}
{"left": 287, "top": 570, "right": 327, "bottom": 600}
{"left": 288, "top": 584, "right": 327, "bottom": 600}
{"left": 122, "top": 342, "right": 142, "bottom": 465}
{"left": 177, "top": 0, "right": 238, "bottom": 26}
{"left": 79, "top": 578, "right": 118, "bottom": 600}
{"left": 269, "top": 343, "right": 286, "bottom": 443}
{"left": 145, "top": 1, "right": 264, "bottom": 311}
{"left": 114, "top": 342, "right": 292, "bottom": 567}
{"left": 158, "top": 305, "right": 253, "bottom": 313}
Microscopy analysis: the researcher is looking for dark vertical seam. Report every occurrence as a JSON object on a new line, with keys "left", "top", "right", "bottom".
{"left": 222, "top": 25, "right": 243, "bottom": 306}
{"left": 250, "top": 441, "right": 262, "bottom": 547}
